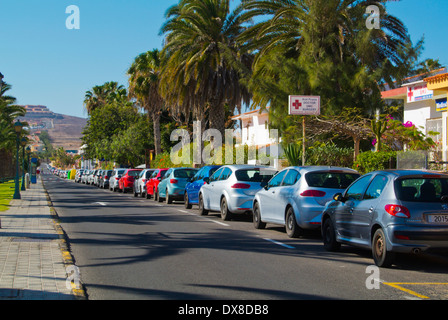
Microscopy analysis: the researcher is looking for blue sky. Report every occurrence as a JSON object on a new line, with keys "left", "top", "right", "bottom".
{"left": 1, "top": 0, "right": 447, "bottom": 119}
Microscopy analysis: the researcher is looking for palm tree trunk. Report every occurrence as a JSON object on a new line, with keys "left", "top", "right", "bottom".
{"left": 152, "top": 112, "right": 162, "bottom": 156}
{"left": 0, "top": 148, "right": 14, "bottom": 178}
{"left": 208, "top": 101, "right": 226, "bottom": 138}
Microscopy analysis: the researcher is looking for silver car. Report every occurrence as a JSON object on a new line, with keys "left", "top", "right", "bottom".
{"left": 133, "top": 169, "right": 155, "bottom": 197}
{"left": 253, "top": 166, "right": 360, "bottom": 238}
{"left": 199, "top": 165, "right": 277, "bottom": 220}
{"left": 109, "top": 168, "right": 126, "bottom": 192}
{"left": 322, "top": 170, "right": 448, "bottom": 267}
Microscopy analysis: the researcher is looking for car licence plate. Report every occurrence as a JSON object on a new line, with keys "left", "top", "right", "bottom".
{"left": 428, "top": 214, "right": 448, "bottom": 224}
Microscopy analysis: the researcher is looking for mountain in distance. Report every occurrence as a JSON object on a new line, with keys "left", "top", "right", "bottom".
{"left": 19, "top": 105, "right": 87, "bottom": 151}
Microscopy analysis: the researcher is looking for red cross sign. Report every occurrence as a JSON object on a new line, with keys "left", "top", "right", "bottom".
{"left": 289, "top": 96, "right": 320, "bottom": 115}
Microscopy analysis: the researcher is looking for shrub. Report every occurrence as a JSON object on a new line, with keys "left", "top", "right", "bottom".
{"left": 353, "top": 151, "right": 396, "bottom": 174}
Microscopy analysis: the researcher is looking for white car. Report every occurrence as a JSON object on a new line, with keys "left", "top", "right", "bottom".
{"left": 109, "top": 168, "right": 126, "bottom": 192}
{"left": 198, "top": 165, "right": 277, "bottom": 220}
{"left": 133, "top": 169, "right": 155, "bottom": 197}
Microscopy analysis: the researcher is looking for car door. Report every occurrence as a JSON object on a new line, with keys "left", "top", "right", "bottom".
{"left": 202, "top": 167, "right": 224, "bottom": 210}
{"left": 351, "top": 174, "right": 389, "bottom": 242}
{"left": 211, "top": 167, "right": 232, "bottom": 210}
{"left": 258, "top": 169, "right": 288, "bottom": 223}
{"left": 189, "top": 168, "right": 205, "bottom": 203}
{"left": 159, "top": 169, "right": 172, "bottom": 198}
{"left": 334, "top": 174, "right": 373, "bottom": 239}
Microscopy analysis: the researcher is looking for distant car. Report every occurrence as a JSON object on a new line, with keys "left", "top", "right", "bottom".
{"left": 321, "top": 170, "right": 448, "bottom": 267}
{"left": 109, "top": 169, "right": 127, "bottom": 191}
{"left": 133, "top": 169, "right": 155, "bottom": 197}
{"left": 93, "top": 170, "right": 102, "bottom": 186}
{"left": 184, "top": 165, "right": 221, "bottom": 209}
{"left": 253, "top": 166, "right": 360, "bottom": 238}
{"left": 87, "top": 169, "right": 98, "bottom": 185}
{"left": 75, "top": 169, "right": 85, "bottom": 183}
{"left": 81, "top": 170, "right": 90, "bottom": 184}
{"left": 199, "top": 165, "right": 277, "bottom": 220}
{"left": 118, "top": 169, "right": 143, "bottom": 193}
{"left": 99, "top": 170, "right": 113, "bottom": 189}
{"left": 157, "top": 168, "right": 198, "bottom": 204}
{"left": 145, "top": 168, "right": 168, "bottom": 200}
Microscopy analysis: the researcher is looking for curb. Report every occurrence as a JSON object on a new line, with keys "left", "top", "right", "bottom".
{"left": 41, "top": 178, "right": 88, "bottom": 300}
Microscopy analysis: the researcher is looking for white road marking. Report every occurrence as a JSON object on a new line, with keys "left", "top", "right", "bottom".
{"left": 177, "top": 209, "right": 230, "bottom": 227}
{"left": 263, "top": 238, "right": 295, "bottom": 249}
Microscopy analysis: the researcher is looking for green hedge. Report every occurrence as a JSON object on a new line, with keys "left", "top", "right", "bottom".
{"left": 353, "top": 151, "right": 397, "bottom": 174}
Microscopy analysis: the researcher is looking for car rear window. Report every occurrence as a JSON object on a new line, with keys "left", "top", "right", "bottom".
{"left": 128, "top": 170, "right": 142, "bottom": 177}
{"left": 305, "top": 171, "right": 360, "bottom": 189}
{"left": 396, "top": 177, "right": 448, "bottom": 202}
{"left": 174, "top": 169, "right": 197, "bottom": 178}
{"left": 235, "top": 168, "right": 277, "bottom": 183}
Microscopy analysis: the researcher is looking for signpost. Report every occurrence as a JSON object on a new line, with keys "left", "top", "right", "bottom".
{"left": 289, "top": 96, "right": 321, "bottom": 165}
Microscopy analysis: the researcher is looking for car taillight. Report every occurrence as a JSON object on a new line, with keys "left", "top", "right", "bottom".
{"left": 115, "top": 177, "right": 120, "bottom": 180}
{"left": 231, "top": 183, "right": 251, "bottom": 189}
{"left": 300, "top": 190, "right": 326, "bottom": 197}
{"left": 104, "top": 176, "right": 109, "bottom": 180}
{"left": 142, "top": 179, "right": 147, "bottom": 183}
{"left": 385, "top": 204, "right": 410, "bottom": 218}
{"left": 170, "top": 179, "right": 178, "bottom": 184}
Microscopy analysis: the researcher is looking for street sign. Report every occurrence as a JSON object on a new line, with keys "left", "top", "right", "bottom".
{"left": 289, "top": 96, "right": 321, "bottom": 116}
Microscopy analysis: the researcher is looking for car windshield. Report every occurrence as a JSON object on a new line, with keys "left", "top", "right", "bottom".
{"left": 396, "top": 177, "right": 448, "bottom": 202}
{"left": 235, "top": 168, "right": 277, "bottom": 183}
{"left": 174, "top": 169, "right": 197, "bottom": 178}
{"left": 117, "top": 170, "right": 125, "bottom": 175}
{"left": 127, "top": 170, "right": 142, "bottom": 177}
{"left": 305, "top": 171, "right": 360, "bottom": 189}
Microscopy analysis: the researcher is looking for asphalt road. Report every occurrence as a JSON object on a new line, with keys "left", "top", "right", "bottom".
{"left": 41, "top": 172, "right": 448, "bottom": 301}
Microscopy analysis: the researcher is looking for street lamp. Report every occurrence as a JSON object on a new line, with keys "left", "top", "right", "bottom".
{"left": 26, "top": 146, "right": 31, "bottom": 189}
{"left": 13, "top": 121, "right": 23, "bottom": 199}
{"left": 21, "top": 138, "right": 27, "bottom": 191}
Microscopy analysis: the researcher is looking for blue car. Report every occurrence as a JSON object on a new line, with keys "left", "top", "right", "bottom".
{"left": 157, "top": 167, "right": 199, "bottom": 204}
{"left": 184, "top": 165, "right": 222, "bottom": 209}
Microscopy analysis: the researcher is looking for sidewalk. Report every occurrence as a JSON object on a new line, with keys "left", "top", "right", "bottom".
{"left": 0, "top": 176, "right": 85, "bottom": 300}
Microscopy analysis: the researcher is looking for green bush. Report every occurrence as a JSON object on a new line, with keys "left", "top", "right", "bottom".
{"left": 353, "top": 151, "right": 397, "bottom": 174}
{"left": 307, "top": 142, "right": 354, "bottom": 168}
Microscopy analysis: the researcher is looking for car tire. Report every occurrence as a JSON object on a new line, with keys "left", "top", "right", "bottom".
{"left": 134, "top": 189, "right": 138, "bottom": 197}
{"left": 184, "top": 192, "right": 192, "bottom": 209}
{"left": 153, "top": 188, "right": 158, "bottom": 201}
{"left": 322, "top": 218, "right": 341, "bottom": 252}
{"left": 146, "top": 190, "right": 151, "bottom": 199}
{"left": 166, "top": 189, "right": 172, "bottom": 204}
{"left": 220, "top": 197, "right": 232, "bottom": 221}
{"left": 372, "top": 228, "right": 395, "bottom": 268}
{"left": 198, "top": 194, "right": 208, "bottom": 216}
{"left": 253, "top": 202, "right": 266, "bottom": 229}
{"left": 285, "top": 207, "right": 303, "bottom": 238}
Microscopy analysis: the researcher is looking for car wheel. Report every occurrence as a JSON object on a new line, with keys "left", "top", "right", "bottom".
{"left": 184, "top": 192, "right": 192, "bottom": 209}
{"left": 220, "top": 197, "right": 232, "bottom": 221}
{"left": 253, "top": 202, "right": 266, "bottom": 229}
{"left": 146, "top": 189, "right": 151, "bottom": 199}
{"left": 198, "top": 194, "right": 208, "bottom": 216}
{"left": 166, "top": 189, "right": 172, "bottom": 204}
{"left": 134, "top": 188, "right": 138, "bottom": 197}
{"left": 285, "top": 207, "right": 303, "bottom": 238}
{"left": 153, "top": 188, "right": 158, "bottom": 201}
{"left": 372, "top": 228, "right": 395, "bottom": 268}
{"left": 322, "top": 218, "right": 341, "bottom": 252}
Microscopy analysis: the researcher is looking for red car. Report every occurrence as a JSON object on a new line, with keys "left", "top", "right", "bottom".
{"left": 145, "top": 168, "right": 168, "bottom": 200}
{"left": 118, "top": 169, "right": 143, "bottom": 193}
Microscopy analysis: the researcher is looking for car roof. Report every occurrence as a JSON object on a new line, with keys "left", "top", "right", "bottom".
{"left": 371, "top": 169, "right": 448, "bottom": 177}
{"left": 285, "top": 166, "right": 359, "bottom": 173}
{"left": 220, "top": 164, "right": 276, "bottom": 170}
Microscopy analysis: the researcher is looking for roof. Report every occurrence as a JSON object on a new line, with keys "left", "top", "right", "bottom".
{"left": 231, "top": 107, "right": 270, "bottom": 120}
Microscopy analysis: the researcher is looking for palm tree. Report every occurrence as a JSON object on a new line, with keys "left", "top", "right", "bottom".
{"left": 159, "top": 0, "right": 253, "bottom": 136}
{"left": 84, "top": 81, "right": 127, "bottom": 115}
{"left": 238, "top": 0, "right": 412, "bottom": 116}
{"left": 127, "top": 49, "right": 164, "bottom": 156}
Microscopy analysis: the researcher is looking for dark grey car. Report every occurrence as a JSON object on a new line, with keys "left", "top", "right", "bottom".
{"left": 321, "top": 170, "right": 448, "bottom": 267}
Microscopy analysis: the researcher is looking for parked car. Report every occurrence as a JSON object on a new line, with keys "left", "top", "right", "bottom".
{"left": 321, "top": 170, "right": 448, "bottom": 267}
{"left": 93, "top": 170, "right": 102, "bottom": 186}
{"left": 199, "top": 165, "right": 277, "bottom": 220}
{"left": 145, "top": 168, "right": 168, "bottom": 200}
{"left": 87, "top": 169, "right": 98, "bottom": 185}
{"left": 99, "top": 170, "right": 113, "bottom": 189}
{"left": 157, "top": 167, "right": 198, "bottom": 204}
{"left": 118, "top": 169, "right": 143, "bottom": 193}
{"left": 184, "top": 165, "right": 221, "bottom": 209}
{"left": 109, "top": 169, "right": 127, "bottom": 191}
{"left": 81, "top": 170, "right": 90, "bottom": 184}
{"left": 253, "top": 166, "right": 360, "bottom": 238}
{"left": 133, "top": 169, "right": 155, "bottom": 197}
{"left": 75, "top": 169, "right": 85, "bottom": 183}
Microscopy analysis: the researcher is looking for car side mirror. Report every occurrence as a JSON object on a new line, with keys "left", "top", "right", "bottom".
{"left": 333, "top": 193, "right": 346, "bottom": 203}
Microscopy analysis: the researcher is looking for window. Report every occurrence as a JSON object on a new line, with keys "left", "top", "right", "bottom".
{"left": 306, "top": 171, "right": 360, "bottom": 189}
{"left": 282, "top": 169, "right": 300, "bottom": 186}
{"left": 174, "top": 169, "right": 197, "bottom": 179}
{"left": 209, "top": 168, "right": 224, "bottom": 182}
{"left": 236, "top": 168, "right": 277, "bottom": 183}
{"left": 396, "top": 177, "right": 448, "bottom": 202}
{"left": 345, "top": 175, "right": 372, "bottom": 200}
{"left": 267, "top": 170, "right": 287, "bottom": 188}
{"left": 364, "top": 175, "right": 388, "bottom": 200}
{"left": 218, "top": 168, "right": 232, "bottom": 181}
